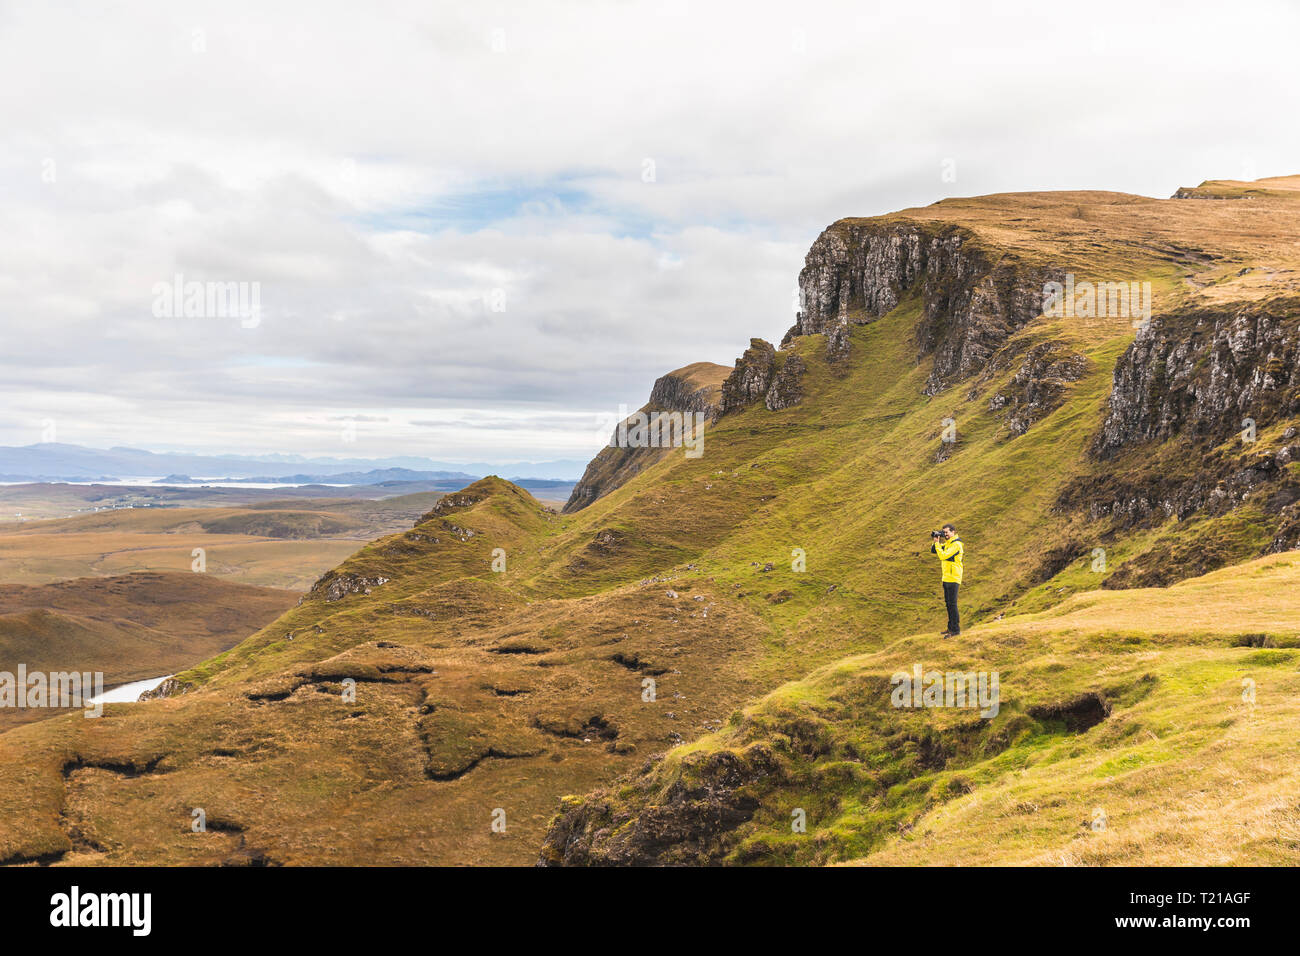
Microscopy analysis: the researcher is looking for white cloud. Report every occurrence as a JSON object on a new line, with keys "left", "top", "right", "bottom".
{"left": 1, "top": 0, "right": 1297, "bottom": 462}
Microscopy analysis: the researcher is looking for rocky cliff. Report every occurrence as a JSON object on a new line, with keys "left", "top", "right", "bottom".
{"left": 536, "top": 179, "right": 1300, "bottom": 867}
{"left": 715, "top": 339, "right": 808, "bottom": 415}
{"left": 10, "top": 179, "right": 1300, "bottom": 869}
{"left": 1094, "top": 300, "right": 1300, "bottom": 457}
{"left": 562, "top": 362, "right": 729, "bottom": 513}
{"left": 793, "top": 219, "right": 1061, "bottom": 394}
{"left": 1051, "top": 297, "right": 1300, "bottom": 575}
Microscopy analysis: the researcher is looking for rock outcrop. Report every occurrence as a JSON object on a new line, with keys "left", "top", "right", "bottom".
{"left": 139, "top": 677, "right": 192, "bottom": 701}
{"left": 982, "top": 342, "right": 1089, "bottom": 438}
{"left": 825, "top": 318, "right": 851, "bottom": 367}
{"left": 1094, "top": 301, "right": 1300, "bottom": 458}
{"left": 1056, "top": 297, "right": 1300, "bottom": 563}
{"left": 765, "top": 355, "right": 807, "bottom": 411}
{"left": 563, "top": 362, "right": 729, "bottom": 513}
{"left": 794, "top": 219, "right": 1060, "bottom": 392}
{"left": 308, "top": 570, "right": 390, "bottom": 602}
{"left": 716, "top": 340, "right": 809, "bottom": 415}
{"left": 718, "top": 338, "right": 777, "bottom": 413}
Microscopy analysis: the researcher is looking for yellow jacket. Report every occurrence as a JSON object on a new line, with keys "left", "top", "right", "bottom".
{"left": 932, "top": 536, "right": 964, "bottom": 583}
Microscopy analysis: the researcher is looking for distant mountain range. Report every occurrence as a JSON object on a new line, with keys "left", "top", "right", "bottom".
{"left": 158, "top": 468, "right": 476, "bottom": 486}
{"left": 0, "top": 443, "right": 584, "bottom": 483}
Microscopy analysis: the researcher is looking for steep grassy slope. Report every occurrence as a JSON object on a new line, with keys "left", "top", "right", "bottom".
{"left": 538, "top": 178, "right": 1300, "bottom": 865}
{"left": 2, "top": 177, "right": 1297, "bottom": 866}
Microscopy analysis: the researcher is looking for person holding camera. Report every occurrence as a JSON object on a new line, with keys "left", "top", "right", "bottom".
{"left": 929, "top": 523, "right": 963, "bottom": 637}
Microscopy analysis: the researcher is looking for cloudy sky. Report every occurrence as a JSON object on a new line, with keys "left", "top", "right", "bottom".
{"left": 2, "top": 0, "right": 1297, "bottom": 466}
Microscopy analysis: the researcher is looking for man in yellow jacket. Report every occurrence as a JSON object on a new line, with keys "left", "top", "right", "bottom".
{"left": 930, "top": 523, "right": 963, "bottom": 637}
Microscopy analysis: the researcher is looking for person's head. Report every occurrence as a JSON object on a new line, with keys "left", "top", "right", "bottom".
{"left": 941, "top": 523, "right": 956, "bottom": 539}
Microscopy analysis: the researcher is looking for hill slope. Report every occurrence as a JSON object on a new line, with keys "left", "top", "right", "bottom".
{"left": 541, "top": 551, "right": 1300, "bottom": 865}
{"left": 0, "top": 572, "right": 296, "bottom": 732}
{"left": 2, "top": 176, "right": 1298, "bottom": 866}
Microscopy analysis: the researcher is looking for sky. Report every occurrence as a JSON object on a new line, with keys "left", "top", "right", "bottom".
{"left": 2, "top": 0, "right": 1298, "bottom": 466}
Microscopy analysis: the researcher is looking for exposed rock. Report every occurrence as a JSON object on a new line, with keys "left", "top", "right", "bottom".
{"left": 139, "top": 677, "right": 192, "bottom": 701}
{"left": 764, "top": 354, "right": 807, "bottom": 411}
{"left": 986, "top": 343, "right": 1088, "bottom": 437}
{"left": 1059, "top": 447, "right": 1290, "bottom": 532}
{"left": 646, "top": 365, "right": 726, "bottom": 414}
{"left": 825, "top": 317, "right": 851, "bottom": 366}
{"left": 793, "top": 219, "right": 1062, "bottom": 394}
{"left": 418, "top": 490, "right": 486, "bottom": 522}
{"left": 718, "top": 338, "right": 777, "bottom": 414}
{"left": 1052, "top": 298, "right": 1300, "bottom": 569}
{"left": 1094, "top": 302, "right": 1300, "bottom": 458}
{"left": 590, "top": 529, "right": 626, "bottom": 553}
{"left": 563, "top": 362, "right": 729, "bottom": 513}
{"left": 717, "top": 338, "right": 809, "bottom": 414}
{"left": 309, "top": 571, "right": 390, "bottom": 602}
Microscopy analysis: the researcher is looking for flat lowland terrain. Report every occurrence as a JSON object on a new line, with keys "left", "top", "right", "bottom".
{"left": 0, "top": 492, "right": 441, "bottom": 590}
{"left": 0, "top": 491, "right": 438, "bottom": 735}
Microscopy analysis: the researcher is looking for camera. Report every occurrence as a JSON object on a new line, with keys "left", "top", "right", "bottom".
{"left": 930, "top": 530, "right": 945, "bottom": 539}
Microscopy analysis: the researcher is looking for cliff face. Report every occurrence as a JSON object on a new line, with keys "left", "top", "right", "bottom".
{"left": 795, "top": 220, "right": 1060, "bottom": 394}
{"left": 1095, "top": 301, "right": 1300, "bottom": 457}
{"left": 562, "top": 362, "right": 729, "bottom": 513}
{"left": 536, "top": 180, "right": 1300, "bottom": 867}
{"left": 715, "top": 219, "right": 1060, "bottom": 420}
{"left": 645, "top": 364, "right": 726, "bottom": 414}
{"left": 1054, "top": 298, "right": 1300, "bottom": 563}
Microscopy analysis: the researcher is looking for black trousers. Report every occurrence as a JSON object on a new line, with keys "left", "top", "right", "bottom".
{"left": 943, "top": 582, "right": 960, "bottom": 634}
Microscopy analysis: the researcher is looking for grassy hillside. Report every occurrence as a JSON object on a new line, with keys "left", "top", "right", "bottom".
{"left": 542, "top": 552, "right": 1300, "bottom": 865}
{"left": 2, "top": 178, "right": 1297, "bottom": 866}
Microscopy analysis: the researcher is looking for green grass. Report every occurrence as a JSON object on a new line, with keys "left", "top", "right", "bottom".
{"left": 560, "top": 551, "right": 1300, "bottom": 865}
